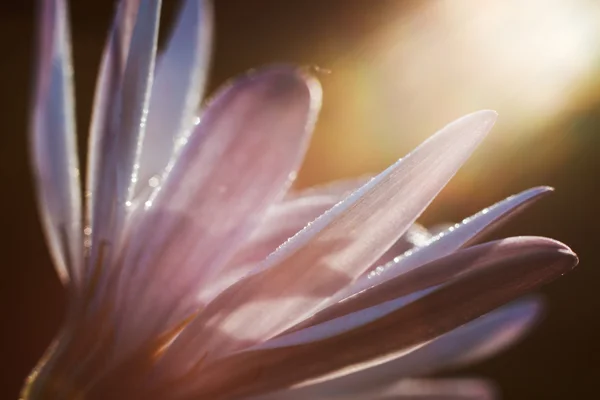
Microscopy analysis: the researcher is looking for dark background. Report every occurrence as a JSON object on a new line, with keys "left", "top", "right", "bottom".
{"left": 1, "top": 1, "right": 599, "bottom": 398}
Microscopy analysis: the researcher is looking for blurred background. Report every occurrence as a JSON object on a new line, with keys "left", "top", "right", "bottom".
{"left": 1, "top": 0, "right": 599, "bottom": 398}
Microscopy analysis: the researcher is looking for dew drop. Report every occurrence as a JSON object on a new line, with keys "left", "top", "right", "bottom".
{"left": 149, "top": 175, "right": 160, "bottom": 188}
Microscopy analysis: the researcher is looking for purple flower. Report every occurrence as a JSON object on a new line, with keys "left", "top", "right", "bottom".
{"left": 23, "top": 1, "right": 578, "bottom": 399}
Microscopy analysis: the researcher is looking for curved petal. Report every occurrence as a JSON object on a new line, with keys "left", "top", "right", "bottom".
{"left": 85, "top": 0, "right": 138, "bottom": 229}
{"left": 158, "top": 110, "right": 497, "bottom": 374}
{"left": 113, "top": 66, "right": 322, "bottom": 352}
{"left": 84, "top": 0, "right": 161, "bottom": 286}
{"left": 330, "top": 186, "right": 553, "bottom": 305}
{"left": 161, "top": 238, "right": 575, "bottom": 399}
{"left": 133, "top": 0, "right": 213, "bottom": 201}
{"left": 254, "top": 379, "right": 497, "bottom": 400}
{"left": 278, "top": 298, "right": 541, "bottom": 397}
{"left": 31, "top": 0, "right": 82, "bottom": 287}
{"left": 286, "top": 237, "right": 553, "bottom": 330}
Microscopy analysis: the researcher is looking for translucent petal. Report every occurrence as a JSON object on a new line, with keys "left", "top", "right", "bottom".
{"left": 198, "top": 194, "right": 342, "bottom": 304}
{"left": 288, "top": 237, "right": 555, "bottom": 330}
{"left": 280, "top": 298, "right": 541, "bottom": 397}
{"left": 163, "top": 239, "right": 574, "bottom": 399}
{"left": 202, "top": 198, "right": 430, "bottom": 305}
{"left": 84, "top": 0, "right": 160, "bottom": 285}
{"left": 254, "top": 379, "right": 497, "bottom": 400}
{"left": 159, "top": 110, "right": 497, "bottom": 374}
{"left": 284, "top": 175, "right": 372, "bottom": 200}
{"left": 85, "top": 0, "right": 139, "bottom": 234}
{"left": 330, "top": 186, "right": 553, "bottom": 305}
{"left": 31, "top": 0, "right": 82, "bottom": 286}
{"left": 113, "top": 66, "right": 322, "bottom": 352}
{"left": 133, "top": 0, "right": 213, "bottom": 201}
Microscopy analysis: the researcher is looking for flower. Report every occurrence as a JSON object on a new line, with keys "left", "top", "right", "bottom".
{"left": 23, "top": 1, "right": 578, "bottom": 399}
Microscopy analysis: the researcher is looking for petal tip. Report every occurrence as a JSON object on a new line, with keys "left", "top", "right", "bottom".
{"left": 558, "top": 247, "right": 579, "bottom": 266}
{"left": 468, "top": 109, "right": 498, "bottom": 128}
{"left": 532, "top": 185, "right": 554, "bottom": 194}
{"left": 238, "top": 65, "right": 322, "bottom": 108}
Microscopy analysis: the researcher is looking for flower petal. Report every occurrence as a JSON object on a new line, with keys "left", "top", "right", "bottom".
{"left": 114, "top": 66, "right": 321, "bottom": 351}
{"left": 278, "top": 298, "right": 540, "bottom": 397}
{"left": 158, "top": 110, "right": 497, "bottom": 373}
{"left": 163, "top": 239, "right": 574, "bottom": 399}
{"left": 118, "top": 0, "right": 162, "bottom": 206}
{"left": 203, "top": 198, "right": 429, "bottom": 304}
{"left": 198, "top": 194, "right": 342, "bottom": 304}
{"left": 85, "top": 0, "right": 138, "bottom": 230}
{"left": 287, "top": 237, "right": 554, "bottom": 330}
{"left": 330, "top": 186, "right": 553, "bottom": 304}
{"left": 284, "top": 175, "right": 372, "bottom": 200}
{"left": 254, "top": 379, "right": 497, "bottom": 400}
{"left": 365, "top": 379, "right": 497, "bottom": 400}
{"left": 84, "top": 0, "right": 160, "bottom": 284}
{"left": 133, "top": 0, "right": 213, "bottom": 201}
{"left": 372, "top": 223, "right": 431, "bottom": 267}
{"left": 31, "top": 0, "right": 82, "bottom": 286}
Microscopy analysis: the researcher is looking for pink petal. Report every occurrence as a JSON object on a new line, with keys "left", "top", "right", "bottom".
{"left": 285, "top": 175, "right": 372, "bottom": 200}
{"left": 161, "top": 238, "right": 574, "bottom": 399}
{"left": 281, "top": 298, "right": 540, "bottom": 397}
{"left": 370, "top": 379, "right": 497, "bottom": 400}
{"left": 330, "top": 186, "right": 553, "bottom": 305}
{"left": 203, "top": 197, "right": 429, "bottom": 305}
{"left": 158, "top": 110, "right": 497, "bottom": 373}
{"left": 257, "top": 379, "right": 497, "bottom": 400}
{"left": 198, "top": 194, "right": 342, "bottom": 303}
{"left": 347, "top": 379, "right": 496, "bottom": 400}
{"left": 31, "top": 0, "right": 82, "bottom": 286}
{"left": 113, "top": 66, "right": 322, "bottom": 352}
{"left": 372, "top": 223, "right": 431, "bottom": 267}
{"left": 287, "top": 237, "right": 555, "bottom": 330}
{"left": 133, "top": 0, "right": 213, "bottom": 201}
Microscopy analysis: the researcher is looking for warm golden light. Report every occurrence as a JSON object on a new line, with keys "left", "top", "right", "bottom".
{"left": 300, "top": 0, "right": 600, "bottom": 199}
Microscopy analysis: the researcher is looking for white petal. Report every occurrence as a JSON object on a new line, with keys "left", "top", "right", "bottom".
{"left": 133, "top": 0, "right": 213, "bottom": 201}
{"left": 31, "top": 0, "right": 82, "bottom": 286}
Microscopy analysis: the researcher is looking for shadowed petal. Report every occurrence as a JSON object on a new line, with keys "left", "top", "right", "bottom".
{"left": 254, "top": 379, "right": 497, "bottom": 400}
{"left": 134, "top": 0, "right": 213, "bottom": 201}
{"left": 113, "top": 66, "right": 322, "bottom": 352}
{"left": 275, "top": 298, "right": 541, "bottom": 397}
{"left": 365, "top": 379, "right": 497, "bottom": 400}
{"left": 286, "top": 237, "right": 555, "bottom": 330}
{"left": 158, "top": 110, "right": 497, "bottom": 374}
{"left": 163, "top": 239, "right": 575, "bottom": 399}
{"left": 330, "top": 186, "right": 553, "bottom": 305}
{"left": 31, "top": 0, "right": 82, "bottom": 287}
